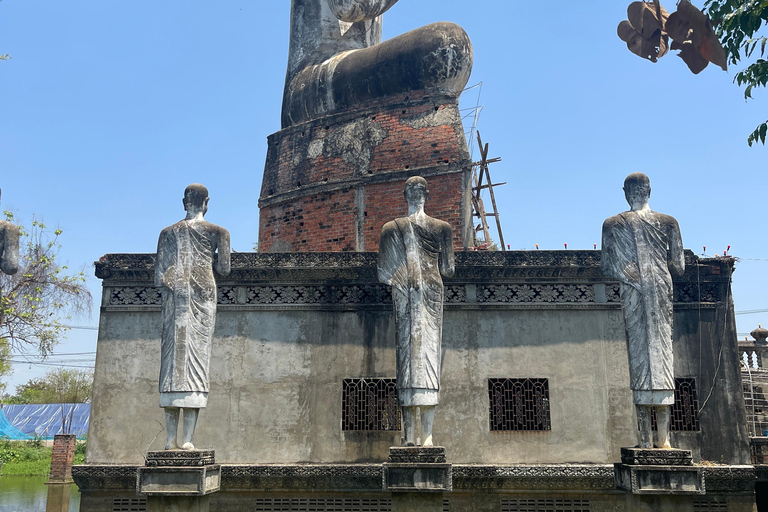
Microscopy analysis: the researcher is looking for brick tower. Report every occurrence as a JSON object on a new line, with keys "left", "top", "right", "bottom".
{"left": 258, "top": 5, "right": 474, "bottom": 253}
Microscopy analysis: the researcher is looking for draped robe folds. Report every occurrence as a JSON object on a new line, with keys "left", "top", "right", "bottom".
{"left": 378, "top": 216, "right": 454, "bottom": 407}
{"left": 601, "top": 210, "right": 684, "bottom": 405}
{"left": 156, "top": 220, "right": 225, "bottom": 409}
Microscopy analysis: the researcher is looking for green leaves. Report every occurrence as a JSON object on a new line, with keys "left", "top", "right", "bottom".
{"left": 747, "top": 120, "right": 768, "bottom": 145}
{"left": 704, "top": 0, "right": 768, "bottom": 144}
{"left": 0, "top": 216, "right": 92, "bottom": 358}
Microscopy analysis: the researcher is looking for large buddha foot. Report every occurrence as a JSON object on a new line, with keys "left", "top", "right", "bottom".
{"left": 283, "top": 21, "right": 473, "bottom": 127}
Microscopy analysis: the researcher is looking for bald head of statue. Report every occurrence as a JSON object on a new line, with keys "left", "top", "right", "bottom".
{"left": 623, "top": 172, "right": 651, "bottom": 211}
{"left": 183, "top": 183, "right": 209, "bottom": 216}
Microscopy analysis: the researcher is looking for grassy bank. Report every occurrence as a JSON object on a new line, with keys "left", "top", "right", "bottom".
{"left": 0, "top": 440, "right": 85, "bottom": 477}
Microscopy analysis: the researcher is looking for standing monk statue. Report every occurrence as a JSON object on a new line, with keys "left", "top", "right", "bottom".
{"left": 0, "top": 189, "right": 20, "bottom": 279}
{"left": 601, "top": 172, "right": 684, "bottom": 449}
{"left": 378, "top": 176, "right": 455, "bottom": 447}
{"left": 155, "top": 184, "right": 231, "bottom": 450}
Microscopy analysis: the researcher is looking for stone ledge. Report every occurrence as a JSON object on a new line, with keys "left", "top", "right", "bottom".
{"left": 71, "top": 463, "right": 757, "bottom": 494}
{"left": 388, "top": 447, "right": 447, "bottom": 463}
{"left": 620, "top": 447, "right": 693, "bottom": 466}
{"left": 145, "top": 450, "right": 215, "bottom": 467}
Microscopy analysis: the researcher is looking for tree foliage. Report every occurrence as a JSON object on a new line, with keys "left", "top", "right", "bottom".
{"left": 0, "top": 213, "right": 92, "bottom": 357}
{"left": 0, "top": 338, "right": 11, "bottom": 395}
{"left": 6, "top": 368, "right": 93, "bottom": 404}
{"left": 705, "top": 0, "right": 768, "bottom": 145}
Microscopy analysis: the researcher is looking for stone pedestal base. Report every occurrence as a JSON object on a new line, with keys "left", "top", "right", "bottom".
{"left": 615, "top": 447, "right": 704, "bottom": 495}
{"left": 138, "top": 450, "right": 220, "bottom": 497}
{"left": 383, "top": 447, "right": 452, "bottom": 492}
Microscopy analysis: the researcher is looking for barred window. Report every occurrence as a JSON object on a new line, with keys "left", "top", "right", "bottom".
{"left": 651, "top": 377, "right": 700, "bottom": 431}
{"left": 342, "top": 378, "right": 401, "bottom": 431}
{"left": 252, "top": 498, "right": 392, "bottom": 511}
{"left": 488, "top": 378, "right": 551, "bottom": 431}
{"left": 692, "top": 499, "right": 727, "bottom": 512}
{"left": 112, "top": 498, "right": 147, "bottom": 512}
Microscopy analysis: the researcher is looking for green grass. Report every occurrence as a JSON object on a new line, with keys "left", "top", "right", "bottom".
{"left": 0, "top": 439, "right": 86, "bottom": 477}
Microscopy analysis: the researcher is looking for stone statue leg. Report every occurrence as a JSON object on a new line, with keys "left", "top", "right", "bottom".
{"left": 164, "top": 407, "right": 180, "bottom": 450}
{"left": 636, "top": 405, "right": 653, "bottom": 448}
{"left": 420, "top": 406, "right": 435, "bottom": 447}
{"left": 655, "top": 405, "right": 672, "bottom": 449}
{"left": 402, "top": 406, "right": 417, "bottom": 446}
{"left": 181, "top": 408, "right": 200, "bottom": 450}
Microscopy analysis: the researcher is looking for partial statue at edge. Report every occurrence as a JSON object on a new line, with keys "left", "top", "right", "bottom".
{"left": 601, "top": 172, "right": 684, "bottom": 449}
{"left": 378, "top": 176, "right": 455, "bottom": 447}
{"left": 155, "top": 184, "right": 231, "bottom": 450}
{"left": 283, "top": 0, "right": 473, "bottom": 127}
{"left": 0, "top": 189, "right": 20, "bottom": 279}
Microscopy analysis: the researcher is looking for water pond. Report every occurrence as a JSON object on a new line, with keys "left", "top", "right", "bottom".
{"left": 0, "top": 476, "right": 80, "bottom": 512}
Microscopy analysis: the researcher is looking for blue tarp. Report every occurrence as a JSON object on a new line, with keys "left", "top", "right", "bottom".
{"left": 0, "top": 404, "right": 90, "bottom": 439}
{"left": 0, "top": 409, "right": 31, "bottom": 440}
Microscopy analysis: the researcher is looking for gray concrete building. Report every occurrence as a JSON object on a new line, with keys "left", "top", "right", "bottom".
{"left": 74, "top": 250, "right": 755, "bottom": 511}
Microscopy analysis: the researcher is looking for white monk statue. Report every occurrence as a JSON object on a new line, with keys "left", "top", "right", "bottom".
{"left": 601, "top": 172, "right": 684, "bottom": 449}
{"left": 155, "top": 184, "right": 231, "bottom": 450}
{"left": 0, "top": 189, "right": 20, "bottom": 278}
{"left": 378, "top": 176, "right": 455, "bottom": 447}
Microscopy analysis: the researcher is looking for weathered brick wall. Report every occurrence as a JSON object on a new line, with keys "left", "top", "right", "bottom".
{"left": 259, "top": 91, "right": 471, "bottom": 252}
{"left": 49, "top": 434, "right": 76, "bottom": 483}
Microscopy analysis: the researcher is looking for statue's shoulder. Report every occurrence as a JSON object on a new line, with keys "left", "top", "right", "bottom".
{"left": 602, "top": 212, "right": 627, "bottom": 230}
{"left": 653, "top": 211, "right": 680, "bottom": 227}
{"left": 381, "top": 218, "right": 403, "bottom": 234}
{"left": 198, "top": 220, "right": 229, "bottom": 237}
{"left": 159, "top": 221, "right": 183, "bottom": 237}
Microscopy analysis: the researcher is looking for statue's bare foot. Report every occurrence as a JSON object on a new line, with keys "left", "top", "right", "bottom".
{"left": 165, "top": 440, "right": 179, "bottom": 450}
{"left": 422, "top": 435, "right": 433, "bottom": 447}
{"left": 405, "top": 442, "right": 416, "bottom": 447}
{"left": 181, "top": 442, "right": 195, "bottom": 451}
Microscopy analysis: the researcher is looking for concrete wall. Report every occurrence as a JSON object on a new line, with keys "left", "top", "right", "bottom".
{"left": 86, "top": 251, "right": 749, "bottom": 466}
{"left": 87, "top": 307, "right": 634, "bottom": 465}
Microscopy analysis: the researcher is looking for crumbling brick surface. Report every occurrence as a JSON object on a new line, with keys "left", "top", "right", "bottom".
{"left": 49, "top": 434, "right": 77, "bottom": 483}
{"left": 259, "top": 91, "right": 470, "bottom": 252}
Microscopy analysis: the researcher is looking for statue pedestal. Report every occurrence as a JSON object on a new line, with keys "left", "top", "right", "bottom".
{"left": 383, "top": 447, "right": 452, "bottom": 492}
{"left": 384, "top": 447, "right": 451, "bottom": 512}
{"left": 615, "top": 447, "right": 704, "bottom": 495}
{"left": 137, "top": 450, "right": 220, "bottom": 512}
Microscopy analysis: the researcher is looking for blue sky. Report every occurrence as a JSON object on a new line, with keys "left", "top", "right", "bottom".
{"left": 1, "top": 1, "right": 766, "bottom": 391}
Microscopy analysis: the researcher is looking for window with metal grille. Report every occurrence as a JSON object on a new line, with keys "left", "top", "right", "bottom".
{"left": 112, "top": 498, "right": 147, "bottom": 512}
{"left": 342, "top": 378, "right": 401, "bottom": 431}
{"left": 252, "top": 498, "right": 392, "bottom": 511}
{"left": 650, "top": 377, "right": 700, "bottom": 431}
{"left": 443, "top": 499, "right": 450, "bottom": 512}
{"left": 501, "top": 498, "right": 590, "bottom": 512}
{"left": 488, "top": 378, "right": 551, "bottom": 431}
{"left": 692, "top": 499, "right": 728, "bottom": 511}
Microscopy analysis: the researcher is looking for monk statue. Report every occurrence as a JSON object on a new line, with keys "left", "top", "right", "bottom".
{"left": 378, "top": 176, "right": 455, "bottom": 446}
{"left": 0, "top": 189, "right": 20, "bottom": 278}
{"left": 601, "top": 172, "right": 684, "bottom": 449}
{"left": 155, "top": 184, "right": 231, "bottom": 450}
{"left": 283, "top": 0, "right": 473, "bottom": 127}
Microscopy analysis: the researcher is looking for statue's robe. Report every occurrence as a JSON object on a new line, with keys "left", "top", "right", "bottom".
{"left": 378, "top": 215, "right": 454, "bottom": 406}
{"left": 601, "top": 210, "right": 684, "bottom": 405}
{"left": 155, "top": 219, "right": 226, "bottom": 409}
